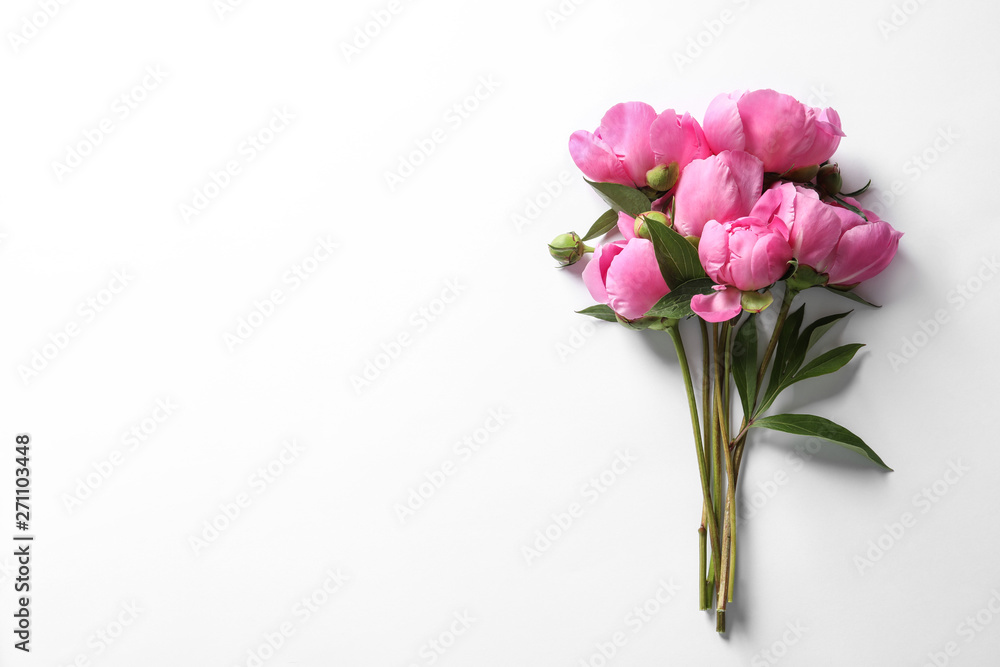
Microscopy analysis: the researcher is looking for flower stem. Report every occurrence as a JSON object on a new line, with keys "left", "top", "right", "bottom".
{"left": 733, "top": 285, "right": 799, "bottom": 477}
{"left": 714, "top": 322, "right": 735, "bottom": 632}
{"left": 666, "top": 323, "right": 721, "bottom": 580}
{"left": 698, "top": 512, "right": 708, "bottom": 610}
{"left": 710, "top": 324, "right": 723, "bottom": 581}
{"left": 699, "top": 320, "right": 717, "bottom": 593}
{"left": 755, "top": 284, "right": 798, "bottom": 391}
{"left": 717, "top": 438, "right": 737, "bottom": 632}
{"left": 700, "top": 320, "right": 712, "bottom": 496}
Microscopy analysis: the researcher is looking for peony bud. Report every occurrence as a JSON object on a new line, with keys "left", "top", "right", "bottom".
{"left": 548, "top": 232, "right": 590, "bottom": 267}
{"left": 646, "top": 162, "right": 680, "bottom": 192}
{"left": 816, "top": 163, "right": 842, "bottom": 197}
{"left": 633, "top": 211, "right": 670, "bottom": 239}
{"left": 783, "top": 165, "right": 820, "bottom": 183}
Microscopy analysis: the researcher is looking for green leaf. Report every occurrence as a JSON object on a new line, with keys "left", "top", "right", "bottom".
{"left": 823, "top": 286, "right": 881, "bottom": 308}
{"left": 831, "top": 194, "right": 868, "bottom": 222}
{"left": 576, "top": 304, "right": 617, "bottom": 322}
{"left": 789, "top": 343, "right": 865, "bottom": 385}
{"left": 644, "top": 278, "right": 715, "bottom": 319}
{"left": 842, "top": 179, "right": 872, "bottom": 197}
{"left": 783, "top": 311, "right": 852, "bottom": 381}
{"left": 732, "top": 314, "right": 758, "bottom": 418}
{"left": 751, "top": 413, "right": 892, "bottom": 470}
{"left": 645, "top": 221, "right": 706, "bottom": 289}
{"left": 582, "top": 209, "right": 619, "bottom": 242}
{"left": 758, "top": 342, "right": 864, "bottom": 416}
{"left": 585, "top": 180, "right": 652, "bottom": 217}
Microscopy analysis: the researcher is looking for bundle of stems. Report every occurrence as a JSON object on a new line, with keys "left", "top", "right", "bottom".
{"left": 666, "top": 286, "right": 797, "bottom": 633}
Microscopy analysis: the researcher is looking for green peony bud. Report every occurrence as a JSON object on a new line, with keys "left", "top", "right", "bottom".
{"left": 783, "top": 165, "right": 820, "bottom": 183}
{"left": 633, "top": 211, "right": 670, "bottom": 240}
{"left": 548, "top": 232, "right": 589, "bottom": 267}
{"left": 646, "top": 162, "right": 680, "bottom": 192}
{"left": 816, "top": 163, "right": 842, "bottom": 197}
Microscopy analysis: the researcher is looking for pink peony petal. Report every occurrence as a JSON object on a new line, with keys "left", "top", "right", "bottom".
{"left": 650, "top": 110, "right": 712, "bottom": 170}
{"left": 737, "top": 90, "right": 815, "bottom": 173}
{"left": 716, "top": 150, "right": 764, "bottom": 215}
{"left": 826, "top": 221, "right": 903, "bottom": 286}
{"left": 703, "top": 92, "right": 746, "bottom": 155}
{"left": 673, "top": 158, "right": 739, "bottom": 237}
{"left": 569, "top": 130, "right": 633, "bottom": 186}
{"left": 787, "top": 194, "right": 842, "bottom": 271}
{"left": 605, "top": 239, "right": 669, "bottom": 320}
{"left": 597, "top": 102, "right": 659, "bottom": 188}
{"left": 582, "top": 241, "right": 626, "bottom": 304}
{"left": 691, "top": 286, "right": 742, "bottom": 323}
{"left": 697, "top": 220, "right": 729, "bottom": 285}
{"left": 797, "top": 106, "right": 845, "bottom": 167}
{"left": 616, "top": 211, "right": 637, "bottom": 240}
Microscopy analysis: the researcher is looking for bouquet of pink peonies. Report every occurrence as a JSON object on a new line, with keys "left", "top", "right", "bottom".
{"left": 549, "top": 89, "right": 902, "bottom": 633}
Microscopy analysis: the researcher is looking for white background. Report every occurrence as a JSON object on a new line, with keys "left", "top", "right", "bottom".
{"left": 1, "top": 0, "right": 998, "bottom": 665}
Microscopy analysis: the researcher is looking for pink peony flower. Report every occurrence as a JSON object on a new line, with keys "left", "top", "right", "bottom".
{"left": 703, "top": 89, "right": 845, "bottom": 174}
{"left": 569, "top": 102, "right": 711, "bottom": 189}
{"left": 825, "top": 199, "right": 903, "bottom": 287}
{"left": 691, "top": 216, "right": 793, "bottom": 322}
{"left": 673, "top": 150, "right": 764, "bottom": 238}
{"left": 583, "top": 226, "right": 669, "bottom": 320}
{"left": 750, "top": 182, "right": 842, "bottom": 273}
